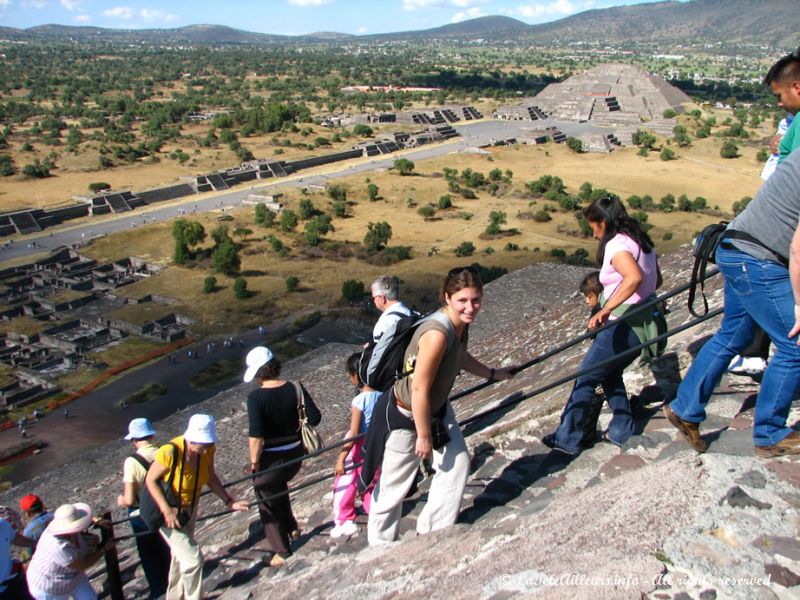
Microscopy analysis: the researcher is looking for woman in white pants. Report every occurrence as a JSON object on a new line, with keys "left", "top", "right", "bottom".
{"left": 367, "top": 267, "right": 514, "bottom": 545}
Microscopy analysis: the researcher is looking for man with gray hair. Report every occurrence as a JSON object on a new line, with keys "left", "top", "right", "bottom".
{"left": 370, "top": 275, "right": 412, "bottom": 342}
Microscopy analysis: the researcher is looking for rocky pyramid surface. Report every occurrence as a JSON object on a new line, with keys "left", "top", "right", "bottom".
{"left": 3, "top": 249, "right": 799, "bottom": 600}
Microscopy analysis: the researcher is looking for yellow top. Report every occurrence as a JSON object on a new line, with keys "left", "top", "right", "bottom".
{"left": 154, "top": 436, "right": 215, "bottom": 508}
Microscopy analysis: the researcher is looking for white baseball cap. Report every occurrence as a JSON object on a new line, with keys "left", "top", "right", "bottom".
{"left": 243, "top": 346, "right": 274, "bottom": 383}
{"left": 184, "top": 414, "right": 217, "bottom": 444}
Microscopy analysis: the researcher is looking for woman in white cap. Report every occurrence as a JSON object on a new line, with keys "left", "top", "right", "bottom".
{"left": 116, "top": 418, "right": 170, "bottom": 600}
{"left": 26, "top": 502, "right": 111, "bottom": 600}
{"left": 145, "top": 414, "right": 248, "bottom": 600}
{"left": 244, "top": 347, "right": 321, "bottom": 566}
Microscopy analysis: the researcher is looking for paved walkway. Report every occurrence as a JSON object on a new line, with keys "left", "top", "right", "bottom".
{"left": 0, "top": 325, "right": 271, "bottom": 485}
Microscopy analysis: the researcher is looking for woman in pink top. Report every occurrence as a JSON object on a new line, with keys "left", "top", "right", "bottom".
{"left": 544, "top": 197, "right": 660, "bottom": 455}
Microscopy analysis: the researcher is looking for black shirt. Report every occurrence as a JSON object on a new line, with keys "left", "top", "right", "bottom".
{"left": 247, "top": 382, "right": 322, "bottom": 449}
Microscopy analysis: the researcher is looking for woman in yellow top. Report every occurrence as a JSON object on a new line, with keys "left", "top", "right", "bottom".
{"left": 145, "top": 414, "right": 248, "bottom": 600}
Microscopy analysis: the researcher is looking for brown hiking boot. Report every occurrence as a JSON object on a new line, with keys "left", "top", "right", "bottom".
{"left": 663, "top": 404, "right": 708, "bottom": 453}
{"left": 755, "top": 431, "right": 800, "bottom": 458}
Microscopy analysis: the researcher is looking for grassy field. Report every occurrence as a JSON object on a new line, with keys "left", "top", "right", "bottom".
{"left": 64, "top": 120, "right": 766, "bottom": 336}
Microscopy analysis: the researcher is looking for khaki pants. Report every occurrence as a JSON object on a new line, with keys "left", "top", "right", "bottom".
{"left": 367, "top": 403, "right": 470, "bottom": 545}
{"left": 159, "top": 513, "right": 202, "bottom": 600}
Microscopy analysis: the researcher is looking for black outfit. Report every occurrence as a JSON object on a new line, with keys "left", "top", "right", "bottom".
{"left": 247, "top": 382, "right": 321, "bottom": 555}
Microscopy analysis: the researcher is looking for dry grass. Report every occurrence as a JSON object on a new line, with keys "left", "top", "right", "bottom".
{"left": 0, "top": 317, "right": 49, "bottom": 337}
{"left": 1, "top": 108, "right": 772, "bottom": 335}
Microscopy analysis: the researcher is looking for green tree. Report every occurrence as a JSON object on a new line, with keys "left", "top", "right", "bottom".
{"left": 632, "top": 129, "right": 657, "bottom": 149}
{"left": 255, "top": 203, "right": 272, "bottom": 226}
{"left": 485, "top": 210, "right": 507, "bottom": 235}
{"left": 203, "top": 276, "right": 217, "bottom": 294}
{"left": 367, "top": 183, "right": 379, "bottom": 201}
{"left": 393, "top": 157, "right": 415, "bottom": 176}
{"left": 672, "top": 125, "right": 691, "bottom": 147}
{"left": 342, "top": 279, "right": 365, "bottom": 303}
{"left": 352, "top": 124, "right": 373, "bottom": 137}
{"left": 660, "top": 147, "right": 676, "bottom": 161}
{"left": 328, "top": 184, "right": 347, "bottom": 202}
{"left": 172, "top": 219, "right": 205, "bottom": 265}
{"left": 364, "top": 221, "right": 392, "bottom": 253}
{"left": 438, "top": 194, "right": 452, "bottom": 209}
{"left": 299, "top": 199, "right": 316, "bottom": 220}
{"left": 0, "top": 155, "right": 13, "bottom": 177}
{"left": 233, "top": 277, "right": 248, "bottom": 299}
{"left": 212, "top": 239, "right": 241, "bottom": 276}
{"left": 417, "top": 205, "right": 436, "bottom": 220}
{"left": 721, "top": 140, "right": 739, "bottom": 159}
{"left": 333, "top": 202, "right": 347, "bottom": 218}
{"left": 279, "top": 209, "right": 298, "bottom": 232}
{"left": 566, "top": 137, "right": 583, "bottom": 153}
{"left": 233, "top": 227, "right": 253, "bottom": 242}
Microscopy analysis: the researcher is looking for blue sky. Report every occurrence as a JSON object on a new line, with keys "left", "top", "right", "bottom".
{"left": 0, "top": 0, "right": 670, "bottom": 35}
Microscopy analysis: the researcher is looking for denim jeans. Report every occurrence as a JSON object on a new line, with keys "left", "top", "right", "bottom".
{"left": 129, "top": 512, "right": 170, "bottom": 599}
{"left": 671, "top": 244, "right": 800, "bottom": 446}
{"left": 553, "top": 320, "right": 639, "bottom": 453}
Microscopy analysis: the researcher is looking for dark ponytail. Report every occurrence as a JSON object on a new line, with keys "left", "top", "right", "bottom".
{"left": 584, "top": 197, "right": 654, "bottom": 264}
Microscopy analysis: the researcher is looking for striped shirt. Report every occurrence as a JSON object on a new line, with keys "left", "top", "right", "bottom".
{"left": 26, "top": 527, "right": 89, "bottom": 595}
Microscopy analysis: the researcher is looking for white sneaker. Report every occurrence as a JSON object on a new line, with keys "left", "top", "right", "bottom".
{"left": 728, "top": 355, "right": 766, "bottom": 375}
{"left": 330, "top": 521, "right": 359, "bottom": 538}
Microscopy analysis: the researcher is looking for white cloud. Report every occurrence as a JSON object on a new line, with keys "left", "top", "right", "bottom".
{"left": 74, "top": 13, "right": 91, "bottom": 22}
{"left": 102, "top": 6, "right": 133, "bottom": 19}
{"left": 404, "top": 0, "right": 487, "bottom": 11}
{"left": 60, "top": 0, "right": 84, "bottom": 10}
{"left": 139, "top": 8, "right": 179, "bottom": 22}
{"left": 287, "top": 0, "right": 333, "bottom": 6}
{"left": 451, "top": 6, "right": 484, "bottom": 22}
{"left": 357, "top": 26, "right": 368, "bottom": 33}
{"left": 21, "top": 0, "right": 49, "bottom": 9}
{"left": 512, "top": 0, "right": 579, "bottom": 19}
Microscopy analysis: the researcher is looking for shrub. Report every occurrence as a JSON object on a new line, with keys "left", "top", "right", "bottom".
{"left": 756, "top": 148, "right": 769, "bottom": 162}
{"left": 660, "top": 147, "right": 676, "bottom": 161}
{"left": 549, "top": 248, "right": 566, "bottom": 258}
{"left": 533, "top": 210, "right": 552, "bottom": 222}
{"left": 380, "top": 246, "right": 412, "bottom": 263}
{"left": 285, "top": 276, "right": 300, "bottom": 292}
{"left": 460, "top": 188, "right": 477, "bottom": 200}
{"left": 203, "top": 276, "right": 217, "bottom": 294}
{"left": 368, "top": 183, "right": 379, "bottom": 201}
{"left": 328, "top": 184, "right": 347, "bottom": 202}
{"left": 353, "top": 124, "right": 373, "bottom": 137}
{"left": 505, "top": 242, "right": 519, "bottom": 251}
{"left": 417, "top": 205, "right": 436, "bottom": 220}
{"left": 364, "top": 221, "right": 392, "bottom": 253}
{"left": 566, "top": 137, "right": 584, "bottom": 153}
{"left": 732, "top": 196, "right": 752, "bottom": 216}
{"left": 721, "top": 140, "right": 739, "bottom": 159}
{"left": 88, "top": 182, "right": 111, "bottom": 193}
{"left": 333, "top": 202, "right": 347, "bottom": 217}
{"left": 342, "top": 279, "right": 365, "bottom": 303}
{"left": 279, "top": 209, "right": 298, "bottom": 232}
{"left": 233, "top": 277, "right": 248, "bottom": 299}
{"left": 438, "top": 194, "right": 452, "bottom": 209}
{"left": 663, "top": 232, "right": 673, "bottom": 241}
{"left": 299, "top": 199, "right": 316, "bottom": 220}
{"left": 454, "top": 241, "right": 475, "bottom": 257}
{"left": 393, "top": 158, "right": 415, "bottom": 175}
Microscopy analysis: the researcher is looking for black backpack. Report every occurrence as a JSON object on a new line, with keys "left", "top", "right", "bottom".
{"left": 358, "top": 311, "right": 454, "bottom": 392}
{"left": 687, "top": 222, "right": 728, "bottom": 318}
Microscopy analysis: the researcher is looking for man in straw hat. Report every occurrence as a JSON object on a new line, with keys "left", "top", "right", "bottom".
{"left": 26, "top": 502, "right": 112, "bottom": 600}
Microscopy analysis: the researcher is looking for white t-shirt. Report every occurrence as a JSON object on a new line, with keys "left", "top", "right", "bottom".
{"left": 372, "top": 302, "right": 412, "bottom": 342}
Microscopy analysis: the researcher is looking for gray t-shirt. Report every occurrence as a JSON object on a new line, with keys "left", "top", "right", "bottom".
{"left": 728, "top": 148, "right": 800, "bottom": 262}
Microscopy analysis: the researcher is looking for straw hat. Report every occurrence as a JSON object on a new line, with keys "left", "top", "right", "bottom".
{"left": 49, "top": 503, "right": 93, "bottom": 535}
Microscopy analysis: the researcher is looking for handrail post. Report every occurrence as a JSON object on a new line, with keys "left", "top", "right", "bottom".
{"left": 100, "top": 510, "right": 125, "bottom": 600}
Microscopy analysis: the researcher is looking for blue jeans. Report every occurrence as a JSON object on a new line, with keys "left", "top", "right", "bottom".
{"left": 553, "top": 320, "right": 639, "bottom": 453}
{"left": 671, "top": 244, "right": 800, "bottom": 446}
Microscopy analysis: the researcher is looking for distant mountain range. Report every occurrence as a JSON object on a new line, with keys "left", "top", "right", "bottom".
{"left": 0, "top": 0, "right": 796, "bottom": 47}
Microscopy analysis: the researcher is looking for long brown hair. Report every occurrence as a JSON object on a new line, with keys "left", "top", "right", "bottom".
{"left": 440, "top": 266, "right": 483, "bottom": 304}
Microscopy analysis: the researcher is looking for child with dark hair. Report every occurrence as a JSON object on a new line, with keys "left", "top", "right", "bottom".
{"left": 329, "top": 353, "right": 381, "bottom": 538}
{"left": 579, "top": 271, "right": 603, "bottom": 315}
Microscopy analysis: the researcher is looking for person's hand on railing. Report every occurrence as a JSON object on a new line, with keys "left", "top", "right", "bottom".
{"left": 228, "top": 500, "right": 249, "bottom": 512}
{"left": 588, "top": 307, "right": 611, "bottom": 330}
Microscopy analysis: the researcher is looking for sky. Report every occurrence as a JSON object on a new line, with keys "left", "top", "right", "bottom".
{"left": 0, "top": 0, "right": 674, "bottom": 36}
